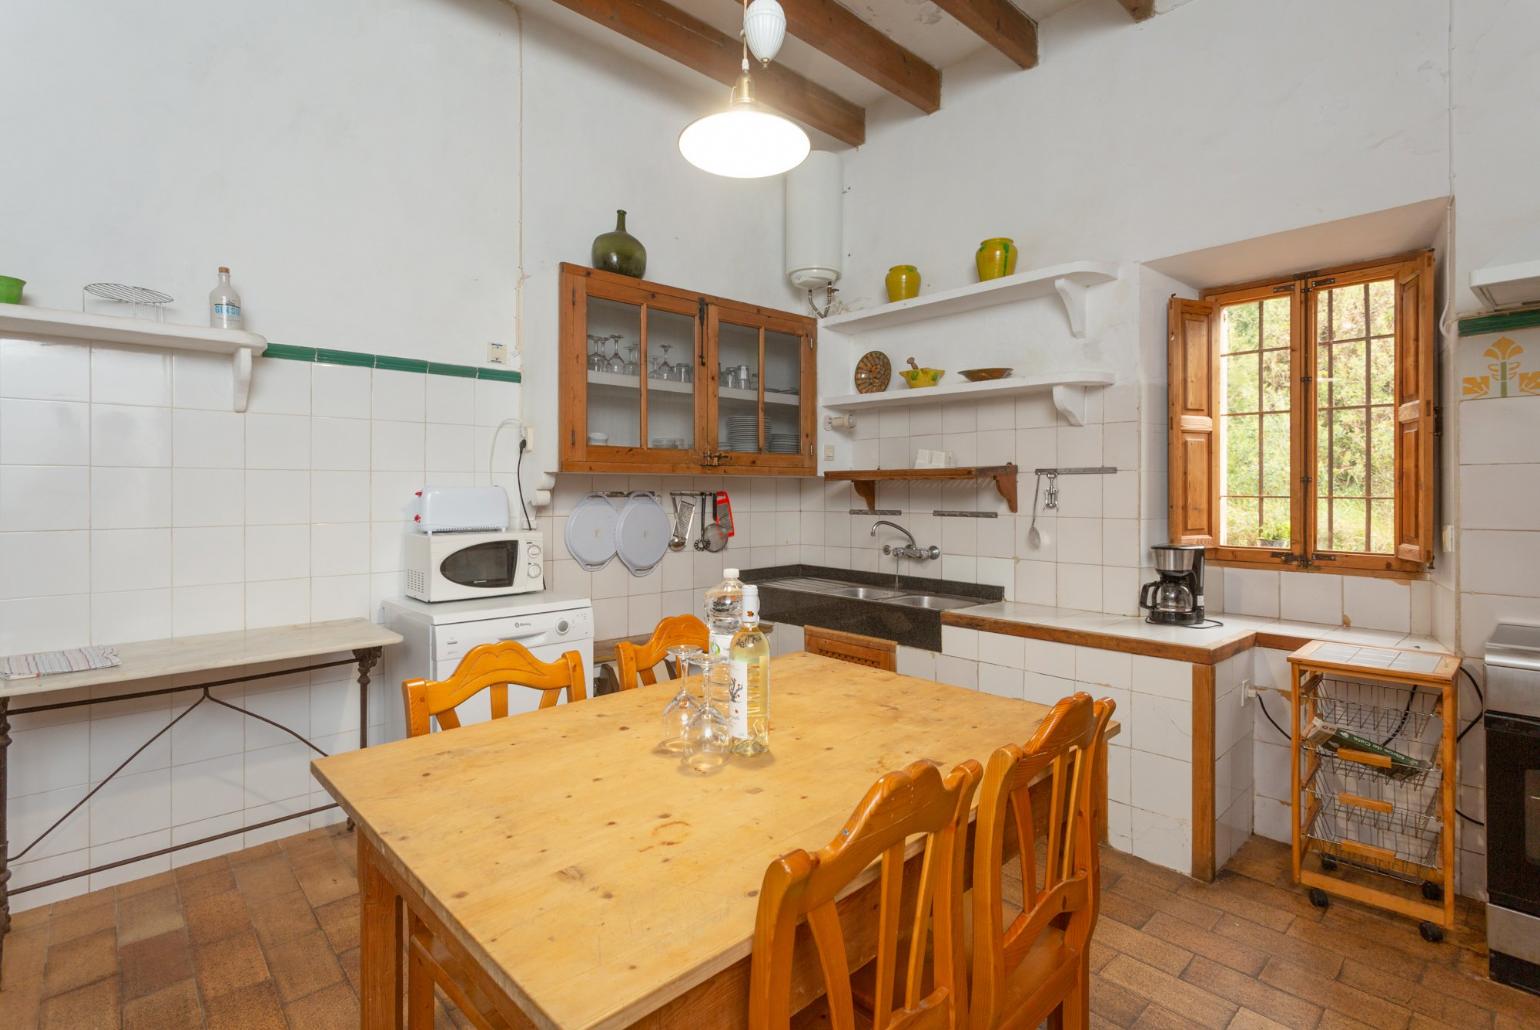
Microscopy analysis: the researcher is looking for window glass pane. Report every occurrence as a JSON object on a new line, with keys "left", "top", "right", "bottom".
{"left": 1262, "top": 296, "right": 1291, "bottom": 349}
{"left": 1225, "top": 497, "right": 1260, "bottom": 548}
{"left": 1330, "top": 408, "right": 1367, "bottom": 497}
{"left": 646, "top": 308, "right": 696, "bottom": 450}
{"left": 1315, "top": 290, "right": 1331, "bottom": 342}
{"left": 1223, "top": 414, "right": 1259, "bottom": 496}
{"left": 1329, "top": 498, "right": 1368, "bottom": 552}
{"left": 1221, "top": 303, "right": 1260, "bottom": 354}
{"left": 1332, "top": 285, "right": 1366, "bottom": 339}
{"left": 1224, "top": 353, "right": 1260, "bottom": 413}
{"left": 763, "top": 329, "right": 803, "bottom": 459}
{"left": 1370, "top": 405, "right": 1395, "bottom": 497}
{"left": 1370, "top": 499, "right": 1395, "bottom": 555}
{"left": 1330, "top": 340, "right": 1367, "bottom": 408}
{"left": 1262, "top": 498, "right": 1291, "bottom": 549}
{"left": 1261, "top": 413, "right": 1290, "bottom": 497}
{"left": 718, "top": 321, "right": 761, "bottom": 453}
{"left": 1369, "top": 279, "right": 1395, "bottom": 336}
{"left": 585, "top": 297, "right": 642, "bottom": 448}
{"left": 1369, "top": 338, "right": 1394, "bottom": 405}
{"left": 1262, "top": 350, "right": 1291, "bottom": 412}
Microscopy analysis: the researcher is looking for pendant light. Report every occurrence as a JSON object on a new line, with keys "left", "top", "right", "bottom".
{"left": 678, "top": 0, "right": 809, "bottom": 179}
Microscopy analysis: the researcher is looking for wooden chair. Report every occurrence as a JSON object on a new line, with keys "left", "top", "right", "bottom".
{"left": 804, "top": 625, "right": 897, "bottom": 673}
{"left": 402, "top": 639, "right": 586, "bottom": 738}
{"left": 614, "top": 613, "right": 708, "bottom": 690}
{"left": 749, "top": 758, "right": 982, "bottom": 1030}
{"left": 969, "top": 693, "right": 1115, "bottom": 1030}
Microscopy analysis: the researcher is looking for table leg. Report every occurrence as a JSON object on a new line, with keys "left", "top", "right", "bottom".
{"left": 354, "top": 647, "right": 381, "bottom": 750}
{"left": 359, "top": 833, "right": 405, "bottom": 1030}
{"left": 0, "top": 697, "right": 10, "bottom": 985}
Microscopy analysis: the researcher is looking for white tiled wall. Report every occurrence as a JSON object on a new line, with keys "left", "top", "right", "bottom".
{"left": 0, "top": 340, "right": 524, "bottom": 911}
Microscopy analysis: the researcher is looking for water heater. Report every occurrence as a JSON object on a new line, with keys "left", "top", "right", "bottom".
{"left": 785, "top": 151, "right": 842, "bottom": 290}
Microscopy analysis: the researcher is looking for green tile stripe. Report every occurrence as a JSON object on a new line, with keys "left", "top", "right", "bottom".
{"left": 1458, "top": 308, "right": 1540, "bottom": 337}
{"left": 259, "top": 342, "right": 520, "bottom": 382}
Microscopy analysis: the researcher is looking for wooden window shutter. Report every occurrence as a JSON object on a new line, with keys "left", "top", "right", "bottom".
{"left": 1393, "top": 252, "right": 1436, "bottom": 563}
{"left": 1168, "top": 298, "right": 1219, "bottom": 546}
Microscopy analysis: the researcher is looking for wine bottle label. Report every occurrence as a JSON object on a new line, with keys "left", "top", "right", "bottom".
{"left": 728, "top": 659, "right": 749, "bottom": 738}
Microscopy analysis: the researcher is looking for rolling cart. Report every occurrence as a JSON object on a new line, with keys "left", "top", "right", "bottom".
{"left": 1287, "top": 640, "right": 1460, "bottom": 941}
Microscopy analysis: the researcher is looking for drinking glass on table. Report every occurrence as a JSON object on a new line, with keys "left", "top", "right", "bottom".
{"left": 683, "top": 655, "right": 732, "bottom": 773}
{"left": 656, "top": 645, "right": 702, "bottom": 754}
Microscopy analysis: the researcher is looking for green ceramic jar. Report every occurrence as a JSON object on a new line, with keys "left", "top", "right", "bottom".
{"left": 885, "top": 265, "right": 920, "bottom": 302}
{"left": 975, "top": 238, "right": 1018, "bottom": 281}
{"left": 592, "top": 210, "right": 647, "bottom": 278}
{"left": 0, "top": 276, "right": 24, "bottom": 304}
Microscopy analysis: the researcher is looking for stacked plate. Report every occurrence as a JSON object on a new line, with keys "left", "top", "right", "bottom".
{"left": 768, "top": 432, "right": 799, "bottom": 455}
{"left": 726, "top": 414, "right": 759, "bottom": 452}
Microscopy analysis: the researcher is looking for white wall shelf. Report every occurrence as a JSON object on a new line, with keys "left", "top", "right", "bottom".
{"left": 0, "top": 304, "right": 268, "bottom": 411}
{"left": 821, "top": 371, "right": 1114, "bottom": 427}
{"left": 818, "top": 260, "right": 1119, "bottom": 338}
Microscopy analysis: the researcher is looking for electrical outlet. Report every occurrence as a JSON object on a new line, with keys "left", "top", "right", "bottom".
{"left": 1239, "top": 678, "right": 1251, "bottom": 707}
{"left": 487, "top": 341, "right": 508, "bottom": 365}
{"left": 522, "top": 424, "right": 535, "bottom": 450}
{"left": 823, "top": 444, "right": 835, "bottom": 459}
{"left": 1442, "top": 524, "right": 1456, "bottom": 552}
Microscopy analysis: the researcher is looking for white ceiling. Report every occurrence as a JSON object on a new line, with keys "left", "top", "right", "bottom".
{"left": 528, "top": 0, "right": 1087, "bottom": 117}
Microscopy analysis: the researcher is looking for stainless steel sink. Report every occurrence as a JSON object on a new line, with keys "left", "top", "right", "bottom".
{"left": 825, "top": 584, "right": 906, "bottom": 600}
{"left": 884, "top": 593, "right": 980, "bottom": 611}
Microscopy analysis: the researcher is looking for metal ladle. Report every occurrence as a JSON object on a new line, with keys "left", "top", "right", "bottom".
{"left": 1026, "top": 472, "right": 1055, "bottom": 550}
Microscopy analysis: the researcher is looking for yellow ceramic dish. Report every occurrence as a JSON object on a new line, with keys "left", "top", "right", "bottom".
{"left": 900, "top": 367, "right": 944, "bottom": 389}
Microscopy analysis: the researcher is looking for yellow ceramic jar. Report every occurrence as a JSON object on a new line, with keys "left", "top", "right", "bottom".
{"left": 975, "top": 238, "right": 1018, "bottom": 281}
{"left": 885, "top": 265, "right": 921, "bottom": 301}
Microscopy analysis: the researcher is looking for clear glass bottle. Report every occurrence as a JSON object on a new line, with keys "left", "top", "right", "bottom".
{"left": 209, "top": 266, "right": 242, "bottom": 329}
{"left": 728, "top": 585, "right": 770, "bottom": 756}
{"left": 704, "top": 568, "right": 744, "bottom": 658}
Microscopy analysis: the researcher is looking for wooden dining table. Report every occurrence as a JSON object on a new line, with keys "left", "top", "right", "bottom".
{"left": 310, "top": 651, "right": 1113, "bottom": 1029}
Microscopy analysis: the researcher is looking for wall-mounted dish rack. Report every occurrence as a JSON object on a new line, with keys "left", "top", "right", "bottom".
{"left": 1286, "top": 640, "right": 1461, "bottom": 942}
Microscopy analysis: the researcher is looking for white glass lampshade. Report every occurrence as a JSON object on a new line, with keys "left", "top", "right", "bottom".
{"left": 744, "top": 0, "right": 787, "bottom": 64}
{"left": 679, "top": 74, "right": 810, "bottom": 179}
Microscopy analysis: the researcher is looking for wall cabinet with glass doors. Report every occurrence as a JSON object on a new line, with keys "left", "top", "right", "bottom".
{"left": 558, "top": 263, "right": 816, "bottom": 475}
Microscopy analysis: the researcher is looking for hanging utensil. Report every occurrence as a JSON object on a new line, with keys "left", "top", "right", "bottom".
{"left": 694, "top": 494, "right": 711, "bottom": 551}
{"left": 1026, "top": 473, "right": 1045, "bottom": 550}
{"left": 702, "top": 493, "right": 728, "bottom": 552}
{"left": 669, "top": 496, "right": 695, "bottom": 552}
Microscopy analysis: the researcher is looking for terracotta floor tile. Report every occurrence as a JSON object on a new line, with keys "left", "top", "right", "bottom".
{"left": 263, "top": 928, "right": 343, "bottom": 1002}
{"left": 48, "top": 886, "right": 117, "bottom": 921}
{"left": 1173, "top": 875, "right": 1305, "bottom": 933}
{"left": 1132, "top": 1003, "right": 1201, "bottom": 1029}
{"left": 1098, "top": 886, "right": 1157, "bottom": 930}
{"left": 12, "top": 905, "right": 52, "bottom": 931}
{"left": 193, "top": 929, "right": 270, "bottom": 1001}
{"left": 291, "top": 855, "right": 355, "bottom": 909}
{"left": 1099, "top": 954, "right": 1238, "bottom": 1030}
{"left": 1228, "top": 1008, "right": 1291, "bottom": 1030}
{"left": 174, "top": 855, "right": 230, "bottom": 883}
{"left": 1337, "top": 956, "right": 1420, "bottom": 1006}
{"left": 39, "top": 975, "right": 120, "bottom": 1030}
{"left": 314, "top": 894, "right": 359, "bottom": 953}
{"left": 176, "top": 866, "right": 237, "bottom": 904}
{"left": 115, "top": 871, "right": 176, "bottom": 901}
{"left": 1101, "top": 848, "right": 1195, "bottom": 895}
{"left": 183, "top": 890, "right": 252, "bottom": 947}
{"left": 279, "top": 981, "right": 358, "bottom": 1030}
{"left": 1219, "top": 913, "right": 1345, "bottom": 979}
{"left": 2, "top": 925, "right": 51, "bottom": 983}
{"left": 1259, "top": 956, "right": 1412, "bottom": 1028}
{"left": 1419, "top": 962, "right": 1540, "bottom": 1022}
{"left": 0, "top": 975, "right": 44, "bottom": 1030}
{"left": 1281, "top": 913, "right": 1408, "bottom": 979}
{"left": 119, "top": 929, "right": 195, "bottom": 1001}
{"left": 246, "top": 889, "right": 318, "bottom": 947}
{"left": 202, "top": 981, "right": 286, "bottom": 1030}
{"left": 1108, "top": 876, "right": 1224, "bottom": 932}
{"left": 122, "top": 978, "right": 203, "bottom": 1030}
{"left": 337, "top": 945, "right": 362, "bottom": 996}
{"left": 1090, "top": 977, "right": 1150, "bottom": 1027}
{"left": 1142, "top": 911, "right": 1268, "bottom": 978}
{"left": 1179, "top": 956, "right": 1322, "bottom": 1030}
{"left": 229, "top": 857, "right": 299, "bottom": 903}
{"left": 226, "top": 841, "right": 284, "bottom": 868}
{"left": 42, "top": 926, "right": 118, "bottom": 998}
{"left": 116, "top": 886, "right": 184, "bottom": 946}
{"left": 1094, "top": 918, "right": 1193, "bottom": 976}
{"left": 46, "top": 896, "right": 117, "bottom": 946}
{"left": 1315, "top": 1011, "right": 1380, "bottom": 1030}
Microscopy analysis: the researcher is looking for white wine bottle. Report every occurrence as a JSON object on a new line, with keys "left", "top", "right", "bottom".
{"left": 728, "top": 585, "right": 770, "bottom": 756}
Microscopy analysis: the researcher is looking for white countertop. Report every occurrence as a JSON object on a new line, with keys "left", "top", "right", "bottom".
{"left": 946, "top": 601, "right": 1446, "bottom": 657}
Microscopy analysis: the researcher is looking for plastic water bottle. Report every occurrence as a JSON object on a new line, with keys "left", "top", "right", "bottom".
{"left": 209, "top": 266, "right": 242, "bottom": 329}
{"left": 704, "top": 568, "right": 744, "bottom": 658}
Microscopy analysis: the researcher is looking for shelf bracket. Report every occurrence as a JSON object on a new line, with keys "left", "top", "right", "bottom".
{"left": 1053, "top": 276, "right": 1092, "bottom": 338}
{"left": 1051, "top": 384, "right": 1088, "bottom": 427}
{"left": 233, "top": 346, "right": 255, "bottom": 413}
{"left": 849, "top": 479, "right": 878, "bottom": 512}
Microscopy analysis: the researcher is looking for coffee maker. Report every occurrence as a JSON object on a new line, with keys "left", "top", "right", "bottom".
{"left": 1139, "top": 545, "right": 1207, "bottom": 626}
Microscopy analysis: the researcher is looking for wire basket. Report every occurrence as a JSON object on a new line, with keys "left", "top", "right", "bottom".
{"left": 81, "top": 283, "right": 174, "bottom": 322}
{"left": 1308, "top": 791, "right": 1442, "bottom": 883}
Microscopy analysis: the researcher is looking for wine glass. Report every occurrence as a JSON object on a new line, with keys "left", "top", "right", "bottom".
{"left": 656, "top": 645, "right": 702, "bottom": 754}
{"left": 606, "top": 334, "right": 626, "bottom": 374}
{"left": 683, "top": 655, "right": 732, "bottom": 774}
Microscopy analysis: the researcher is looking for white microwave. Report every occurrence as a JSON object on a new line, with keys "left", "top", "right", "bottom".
{"left": 404, "top": 529, "right": 545, "bottom": 602}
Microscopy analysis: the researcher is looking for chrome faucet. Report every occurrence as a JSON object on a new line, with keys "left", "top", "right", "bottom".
{"left": 870, "top": 520, "right": 940, "bottom": 561}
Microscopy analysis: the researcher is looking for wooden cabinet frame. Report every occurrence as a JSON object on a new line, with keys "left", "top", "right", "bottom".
{"left": 559, "top": 264, "right": 816, "bottom": 476}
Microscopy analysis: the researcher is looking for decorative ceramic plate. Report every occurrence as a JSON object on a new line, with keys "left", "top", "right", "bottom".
{"left": 960, "top": 367, "right": 1013, "bottom": 382}
{"left": 854, "top": 351, "right": 892, "bottom": 394}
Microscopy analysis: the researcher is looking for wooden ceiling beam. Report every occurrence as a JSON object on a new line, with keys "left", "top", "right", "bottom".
{"left": 929, "top": 0, "right": 1037, "bottom": 70}
{"left": 1118, "top": 0, "right": 1156, "bottom": 20}
{"left": 767, "top": 0, "right": 941, "bottom": 114}
{"left": 547, "top": 0, "right": 865, "bottom": 146}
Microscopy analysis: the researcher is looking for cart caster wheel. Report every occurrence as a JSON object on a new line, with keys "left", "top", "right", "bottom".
{"left": 1319, "top": 854, "right": 1338, "bottom": 872}
{"left": 1421, "top": 880, "right": 1443, "bottom": 902}
{"left": 1419, "top": 921, "right": 1445, "bottom": 943}
{"left": 1309, "top": 887, "right": 1330, "bottom": 909}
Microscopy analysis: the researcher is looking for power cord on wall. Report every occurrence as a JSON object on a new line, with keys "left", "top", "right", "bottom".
{"left": 1255, "top": 664, "right": 1486, "bottom": 826}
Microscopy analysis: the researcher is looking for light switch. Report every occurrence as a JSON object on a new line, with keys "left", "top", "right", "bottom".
{"left": 487, "top": 341, "right": 508, "bottom": 365}
{"left": 823, "top": 444, "right": 835, "bottom": 459}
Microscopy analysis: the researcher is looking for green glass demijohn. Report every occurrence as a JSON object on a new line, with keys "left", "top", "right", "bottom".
{"left": 591, "top": 209, "right": 647, "bottom": 278}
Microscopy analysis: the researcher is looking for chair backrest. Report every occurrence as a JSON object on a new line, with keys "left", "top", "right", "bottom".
{"left": 749, "top": 759, "right": 981, "bottom": 1030}
{"left": 804, "top": 625, "right": 897, "bottom": 672}
{"left": 969, "top": 692, "right": 1115, "bottom": 1029}
{"left": 614, "top": 614, "right": 708, "bottom": 690}
{"left": 402, "top": 639, "right": 587, "bottom": 737}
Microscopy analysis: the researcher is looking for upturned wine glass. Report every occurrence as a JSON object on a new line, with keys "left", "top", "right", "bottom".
{"left": 682, "top": 655, "right": 732, "bottom": 773}
{"left": 656, "top": 645, "right": 702, "bottom": 754}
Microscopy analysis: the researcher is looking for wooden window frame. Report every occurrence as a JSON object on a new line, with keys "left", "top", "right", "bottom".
{"left": 1169, "top": 250, "right": 1435, "bottom": 579}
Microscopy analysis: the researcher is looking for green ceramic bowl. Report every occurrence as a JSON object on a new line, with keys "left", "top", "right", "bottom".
{"left": 900, "top": 367, "right": 944, "bottom": 389}
{"left": 0, "top": 276, "right": 24, "bottom": 304}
